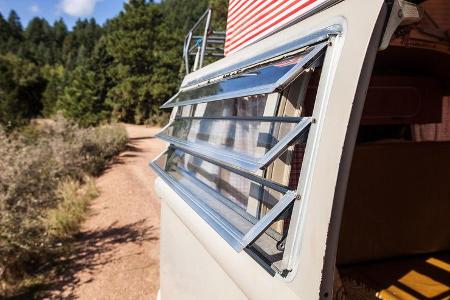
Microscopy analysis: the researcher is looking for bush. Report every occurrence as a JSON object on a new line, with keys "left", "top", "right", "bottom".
{"left": 0, "top": 117, "right": 128, "bottom": 290}
{"left": 47, "top": 177, "right": 98, "bottom": 239}
{"left": 147, "top": 110, "right": 170, "bottom": 127}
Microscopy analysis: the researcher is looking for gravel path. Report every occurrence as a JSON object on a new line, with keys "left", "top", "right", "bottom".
{"left": 48, "top": 125, "right": 165, "bottom": 300}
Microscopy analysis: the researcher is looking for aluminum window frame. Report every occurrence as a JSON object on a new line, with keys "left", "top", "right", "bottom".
{"left": 280, "top": 34, "right": 343, "bottom": 277}
{"left": 150, "top": 148, "right": 297, "bottom": 252}
{"left": 151, "top": 30, "right": 341, "bottom": 271}
{"left": 161, "top": 41, "right": 328, "bottom": 109}
{"left": 156, "top": 116, "right": 312, "bottom": 172}
{"left": 181, "top": 25, "right": 341, "bottom": 88}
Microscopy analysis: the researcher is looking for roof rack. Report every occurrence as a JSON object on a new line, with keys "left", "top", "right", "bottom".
{"left": 183, "top": 8, "right": 225, "bottom": 74}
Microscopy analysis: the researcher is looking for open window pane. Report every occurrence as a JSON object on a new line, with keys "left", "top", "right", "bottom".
{"left": 152, "top": 40, "right": 325, "bottom": 272}
{"left": 151, "top": 148, "right": 296, "bottom": 252}
{"left": 157, "top": 117, "right": 311, "bottom": 172}
{"left": 161, "top": 41, "right": 327, "bottom": 108}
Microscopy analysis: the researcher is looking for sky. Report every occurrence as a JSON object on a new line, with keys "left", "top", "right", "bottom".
{"left": 0, "top": 0, "right": 137, "bottom": 29}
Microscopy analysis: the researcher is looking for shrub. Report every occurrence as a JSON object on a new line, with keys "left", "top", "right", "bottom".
{"left": 147, "top": 111, "right": 170, "bottom": 127}
{"left": 47, "top": 176, "right": 98, "bottom": 239}
{"left": 0, "top": 117, "right": 128, "bottom": 290}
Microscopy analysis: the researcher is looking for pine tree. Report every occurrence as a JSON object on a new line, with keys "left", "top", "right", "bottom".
{"left": 62, "top": 18, "right": 101, "bottom": 69}
{"left": 53, "top": 19, "right": 68, "bottom": 45}
{"left": 41, "top": 65, "right": 65, "bottom": 116}
{"left": 76, "top": 45, "right": 88, "bottom": 66}
{"left": 7, "top": 10, "right": 23, "bottom": 40}
{"left": 0, "top": 13, "right": 11, "bottom": 52}
{"left": 53, "top": 19, "right": 68, "bottom": 64}
{"left": 90, "top": 36, "right": 114, "bottom": 115}
{"left": 57, "top": 66, "right": 106, "bottom": 127}
{"left": 0, "top": 11, "right": 24, "bottom": 54}
{"left": 0, "top": 54, "right": 46, "bottom": 127}
{"left": 105, "top": 1, "right": 163, "bottom": 123}
{"left": 25, "top": 17, "right": 51, "bottom": 44}
{"left": 0, "top": 0, "right": 229, "bottom": 127}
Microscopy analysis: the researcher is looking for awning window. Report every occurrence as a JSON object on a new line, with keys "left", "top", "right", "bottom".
{"left": 151, "top": 148, "right": 296, "bottom": 252}
{"left": 161, "top": 41, "right": 327, "bottom": 108}
{"left": 157, "top": 116, "right": 311, "bottom": 172}
{"left": 151, "top": 38, "right": 329, "bottom": 255}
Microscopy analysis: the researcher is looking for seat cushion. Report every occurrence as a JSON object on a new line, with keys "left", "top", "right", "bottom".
{"left": 338, "top": 142, "right": 450, "bottom": 265}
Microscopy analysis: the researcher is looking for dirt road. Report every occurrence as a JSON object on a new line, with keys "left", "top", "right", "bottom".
{"left": 49, "top": 125, "right": 165, "bottom": 300}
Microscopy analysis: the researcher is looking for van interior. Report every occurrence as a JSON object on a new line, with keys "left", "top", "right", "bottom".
{"left": 335, "top": 1, "right": 450, "bottom": 299}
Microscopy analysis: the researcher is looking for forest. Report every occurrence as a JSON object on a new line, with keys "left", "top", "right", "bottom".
{"left": 0, "top": 0, "right": 227, "bottom": 129}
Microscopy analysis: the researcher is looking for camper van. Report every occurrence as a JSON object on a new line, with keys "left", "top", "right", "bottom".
{"left": 151, "top": 0, "right": 450, "bottom": 299}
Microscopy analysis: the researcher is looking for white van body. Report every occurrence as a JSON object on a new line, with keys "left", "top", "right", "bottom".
{"left": 152, "top": 0, "right": 450, "bottom": 299}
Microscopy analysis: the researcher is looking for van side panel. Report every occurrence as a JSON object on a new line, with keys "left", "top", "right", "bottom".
{"left": 156, "top": 0, "right": 385, "bottom": 299}
{"left": 160, "top": 200, "right": 247, "bottom": 300}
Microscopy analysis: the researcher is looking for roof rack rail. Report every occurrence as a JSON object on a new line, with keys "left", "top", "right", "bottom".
{"left": 183, "top": 8, "right": 225, "bottom": 74}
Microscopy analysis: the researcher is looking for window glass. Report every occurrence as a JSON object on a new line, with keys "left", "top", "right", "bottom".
{"left": 194, "top": 94, "right": 270, "bottom": 117}
{"left": 162, "top": 149, "right": 283, "bottom": 220}
{"left": 160, "top": 118, "right": 300, "bottom": 159}
{"left": 152, "top": 148, "right": 295, "bottom": 253}
{"left": 152, "top": 45, "right": 325, "bottom": 272}
{"left": 162, "top": 42, "right": 327, "bottom": 108}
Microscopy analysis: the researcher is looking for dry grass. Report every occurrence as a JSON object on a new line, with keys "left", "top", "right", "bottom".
{"left": 0, "top": 116, "right": 128, "bottom": 297}
{"left": 47, "top": 177, "right": 98, "bottom": 239}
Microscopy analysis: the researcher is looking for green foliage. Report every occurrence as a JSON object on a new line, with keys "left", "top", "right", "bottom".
{"left": 0, "top": 54, "right": 46, "bottom": 128}
{"left": 63, "top": 19, "right": 102, "bottom": 69}
{"left": 160, "top": 0, "right": 209, "bottom": 36}
{"left": 0, "top": 0, "right": 229, "bottom": 127}
{"left": 41, "top": 65, "right": 65, "bottom": 116}
{"left": 210, "top": 0, "right": 229, "bottom": 29}
{"left": 104, "top": 0, "right": 178, "bottom": 124}
{"left": 57, "top": 66, "right": 108, "bottom": 127}
{"left": 0, "top": 13, "right": 9, "bottom": 46}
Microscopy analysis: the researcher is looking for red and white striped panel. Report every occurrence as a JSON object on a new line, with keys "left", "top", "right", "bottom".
{"left": 224, "top": 0, "right": 330, "bottom": 55}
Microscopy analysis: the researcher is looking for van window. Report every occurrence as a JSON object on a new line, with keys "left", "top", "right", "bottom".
{"left": 157, "top": 113, "right": 311, "bottom": 171}
{"left": 151, "top": 40, "right": 326, "bottom": 273}
{"left": 161, "top": 41, "right": 327, "bottom": 108}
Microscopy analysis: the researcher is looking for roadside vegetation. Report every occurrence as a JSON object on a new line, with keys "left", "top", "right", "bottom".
{"left": 0, "top": 117, "right": 128, "bottom": 297}
{"left": 0, "top": 0, "right": 227, "bottom": 297}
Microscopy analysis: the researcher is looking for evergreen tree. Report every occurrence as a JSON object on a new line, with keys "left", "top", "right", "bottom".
{"left": 0, "top": 13, "right": 10, "bottom": 52}
{"left": 53, "top": 19, "right": 68, "bottom": 64}
{"left": 160, "top": 0, "right": 209, "bottom": 36}
{"left": 76, "top": 45, "right": 88, "bottom": 66}
{"left": 57, "top": 66, "right": 106, "bottom": 127}
{"left": 0, "top": 0, "right": 229, "bottom": 127}
{"left": 53, "top": 19, "right": 68, "bottom": 45}
{"left": 0, "top": 11, "right": 24, "bottom": 54}
{"left": 105, "top": 0, "right": 163, "bottom": 123}
{"left": 62, "top": 18, "right": 101, "bottom": 69}
{"left": 41, "top": 65, "right": 65, "bottom": 116}
{"left": 0, "top": 54, "right": 46, "bottom": 127}
{"left": 24, "top": 17, "right": 53, "bottom": 64}
{"left": 7, "top": 10, "right": 23, "bottom": 40}
{"left": 209, "top": 0, "right": 228, "bottom": 30}
{"left": 90, "top": 36, "right": 114, "bottom": 115}
{"left": 25, "top": 17, "right": 51, "bottom": 45}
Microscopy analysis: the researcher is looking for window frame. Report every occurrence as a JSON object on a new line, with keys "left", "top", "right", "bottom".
{"left": 156, "top": 116, "right": 312, "bottom": 172}
{"left": 161, "top": 41, "right": 328, "bottom": 109}
{"left": 151, "top": 27, "right": 343, "bottom": 276}
{"left": 150, "top": 148, "right": 297, "bottom": 252}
